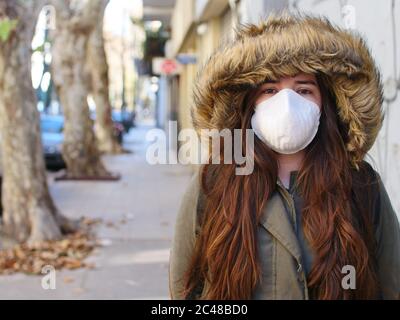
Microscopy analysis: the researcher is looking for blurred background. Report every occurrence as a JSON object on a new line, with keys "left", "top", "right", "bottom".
{"left": 0, "top": 0, "right": 399, "bottom": 299}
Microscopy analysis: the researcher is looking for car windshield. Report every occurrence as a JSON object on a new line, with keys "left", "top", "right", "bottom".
{"left": 112, "top": 111, "right": 122, "bottom": 121}
{"left": 41, "top": 117, "right": 64, "bottom": 133}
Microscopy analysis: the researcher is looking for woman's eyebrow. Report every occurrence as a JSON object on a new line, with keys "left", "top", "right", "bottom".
{"left": 295, "top": 80, "right": 318, "bottom": 86}
{"left": 263, "top": 80, "right": 278, "bottom": 83}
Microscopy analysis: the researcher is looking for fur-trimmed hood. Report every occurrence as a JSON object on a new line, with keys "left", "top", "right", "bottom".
{"left": 191, "top": 12, "right": 384, "bottom": 166}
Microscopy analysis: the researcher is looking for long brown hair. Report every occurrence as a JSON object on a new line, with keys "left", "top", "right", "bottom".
{"left": 183, "top": 73, "right": 380, "bottom": 300}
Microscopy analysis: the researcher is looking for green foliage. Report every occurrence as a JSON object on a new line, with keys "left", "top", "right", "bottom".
{"left": 0, "top": 18, "right": 18, "bottom": 42}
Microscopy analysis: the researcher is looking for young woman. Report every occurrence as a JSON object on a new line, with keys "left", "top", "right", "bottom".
{"left": 169, "top": 13, "right": 400, "bottom": 300}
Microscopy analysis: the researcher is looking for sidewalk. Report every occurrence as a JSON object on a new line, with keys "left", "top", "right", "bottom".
{"left": 0, "top": 123, "right": 193, "bottom": 299}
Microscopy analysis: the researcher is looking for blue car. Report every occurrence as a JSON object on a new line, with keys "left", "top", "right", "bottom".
{"left": 40, "top": 114, "right": 66, "bottom": 169}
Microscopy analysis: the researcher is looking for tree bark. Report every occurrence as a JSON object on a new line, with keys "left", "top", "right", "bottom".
{"left": 88, "top": 0, "right": 123, "bottom": 154}
{"left": 51, "top": 0, "right": 110, "bottom": 177}
{"left": 0, "top": 1, "right": 75, "bottom": 243}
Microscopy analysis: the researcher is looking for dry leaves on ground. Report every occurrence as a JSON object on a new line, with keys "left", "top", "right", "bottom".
{"left": 0, "top": 218, "right": 101, "bottom": 275}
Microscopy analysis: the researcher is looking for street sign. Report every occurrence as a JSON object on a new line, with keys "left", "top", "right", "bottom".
{"left": 152, "top": 57, "right": 181, "bottom": 76}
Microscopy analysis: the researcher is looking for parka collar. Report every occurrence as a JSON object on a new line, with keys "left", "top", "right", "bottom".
{"left": 277, "top": 170, "right": 299, "bottom": 193}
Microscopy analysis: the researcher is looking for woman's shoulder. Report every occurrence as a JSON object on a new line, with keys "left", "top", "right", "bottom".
{"left": 351, "top": 160, "right": 382, "bottom": 195}
{"left": 354, "top": 160, "right": 399, "bottom": 233}
{"left": 179, "top": 166, "right": 203, "bottom": 217}
{"left": 353, "top": 160, "right": 388, "bottom": 201}
{"left": 176, "top": 165, "right": 206, "bottom": 236}
{"left": 188, "top": 164, "right": 220, "bottom": 233}
{"left": 351, "top": 160, "right": 382, "bottom": 227}
{"left": 352, "top": 160, "right": 379, "bottom": 180}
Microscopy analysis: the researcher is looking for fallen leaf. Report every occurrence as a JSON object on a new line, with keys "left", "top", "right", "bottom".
{"left": 0, "top": 226, "right": 99, "bottom": 275}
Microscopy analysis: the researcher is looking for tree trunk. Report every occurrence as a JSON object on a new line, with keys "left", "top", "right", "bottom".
{"left": 0, "top": 1, "right": 75, "bottom": 243}
{"left": 51, "top": 0, "right": 110, "bottom": 177}
{"left": 88, "top": 0, "right": 123, "bottom": 154}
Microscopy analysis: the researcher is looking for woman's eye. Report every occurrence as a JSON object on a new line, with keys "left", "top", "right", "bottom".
{"left": 297, "top": 89, "right": 312, "bottom": 95}
{"left": 263, "top": 88, "right": 277, "bottom": 94}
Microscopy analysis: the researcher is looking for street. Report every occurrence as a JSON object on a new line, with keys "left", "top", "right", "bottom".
{"left": 0, "top": 124, "right": 193, "bottom": 299}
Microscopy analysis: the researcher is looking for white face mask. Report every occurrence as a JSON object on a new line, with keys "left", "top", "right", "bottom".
{"left": 250, "top": 88, "right": 321, "bottom": 154}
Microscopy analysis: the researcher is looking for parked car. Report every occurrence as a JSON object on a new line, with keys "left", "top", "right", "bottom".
{"left": 40, "top": 114, "right": 66, "bottom": 170}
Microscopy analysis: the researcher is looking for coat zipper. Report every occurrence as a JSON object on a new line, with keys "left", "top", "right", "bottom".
{"left": 276, "top": 180, "right": 309, "bottom": 299}
{"left": 276, "top": 180, "right": 297, "bottom": 231}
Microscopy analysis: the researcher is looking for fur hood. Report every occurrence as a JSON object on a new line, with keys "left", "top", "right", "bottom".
{"left": 191, "top": 12, "right": 384, "bottom": 167}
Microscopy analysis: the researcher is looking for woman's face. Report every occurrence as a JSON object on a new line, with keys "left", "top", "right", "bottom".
{"left": 254, "top": 73, "right": 322, "bottom": 109}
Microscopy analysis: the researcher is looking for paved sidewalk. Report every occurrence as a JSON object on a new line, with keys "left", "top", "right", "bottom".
{"left": 0, "top": 123, "right": 193, "bottom": 299}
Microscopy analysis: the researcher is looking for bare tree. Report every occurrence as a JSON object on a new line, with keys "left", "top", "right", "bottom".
{"left": 51, "top": 0, "right": 110, "bottom": 177}
{"left": 0, "top": 0, "right": 75, "bottom": 243}
{"left": 88, "top": 0, "right": 123, "bottom": 154}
